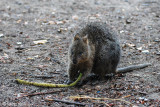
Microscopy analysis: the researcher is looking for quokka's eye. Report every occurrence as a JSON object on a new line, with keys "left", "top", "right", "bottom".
{"left": 79, "top": 52, "right": 83, "bottom": 55}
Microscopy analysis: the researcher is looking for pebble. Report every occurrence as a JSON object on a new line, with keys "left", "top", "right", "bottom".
{"left": 142, "top": 50, "right": 149, "bottom": 54}
{"left": 72, "top": 15, "right": 79, "bottom": 20}
{"left": 156, "top": 52, "right": 160, "bottom": 55}
{"left": 120, "top": 30, "right": 124, "bottom": 33}
{"left": 137, "top": 47, "right": 142, "bottom": 50}
{"left": 154, "top": 38, "right": 160, "bottom": 42}
{"left": 126, "top": 19, "right": 131, "bottom": 24}
{"left": 0, "top": 34, "right": 4, "bottom": 37}
{"left": 16, "top": 42, "right": 22, "bottom": 45}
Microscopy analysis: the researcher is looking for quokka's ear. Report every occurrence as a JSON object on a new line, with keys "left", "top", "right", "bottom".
{"left": 74, "top": 34, "right": 80, "bottom": 41}
{"left": 83, "top": 35, "right": 88, "bottom": 44}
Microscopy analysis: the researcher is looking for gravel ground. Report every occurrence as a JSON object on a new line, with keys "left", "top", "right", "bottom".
{"left": 0, "top": 0, "right": 160, "bottom": 106}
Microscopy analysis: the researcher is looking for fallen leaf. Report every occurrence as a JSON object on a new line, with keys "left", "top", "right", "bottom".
{"left": 26, "top": 57, "right": 34, "bottom": 60}
{"left": 55, "top": 21, "right": 65, "bottom": 25}
{"left": 72, "top": 15, "right": 79, "bottom": 20}
{"left": 126, "top": 43, "right": 136, "bottom": 47}
{"left": 17, "top": 19, "right": 22, "bottom": 23}
{"left": 48, "top": 21, "right": 55, "bottom": 25}
{"left": 33, "top": 40, "right": 48, "bottom": 44}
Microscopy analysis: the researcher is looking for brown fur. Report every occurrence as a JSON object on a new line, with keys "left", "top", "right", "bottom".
{"left": 67, "top": 22, "right": 120, "bottom": 84}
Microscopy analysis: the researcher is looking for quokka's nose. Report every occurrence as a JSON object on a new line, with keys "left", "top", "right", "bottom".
{"left": 73, "top": 59, "right": 77, "bottom": 64}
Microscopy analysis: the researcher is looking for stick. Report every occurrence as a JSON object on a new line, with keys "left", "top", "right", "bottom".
{"left": 45, "top": 98, "right": 86, "bottom": 106}
{"left": 19, "top": 90, "right": 64, "bottom": 98}
{"left": 70, "top": 95, "right": 133, "bottom": 105}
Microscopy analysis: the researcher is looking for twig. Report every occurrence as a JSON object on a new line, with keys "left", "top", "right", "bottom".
{"left": 70, "top": 95, "right": 133, "bottom": 106}
{"left": 45, "top": 98, "right": 86, "bottom": 106}
{"left": 17, "top": 90, "right": 64, "bottom": 98}
{"left": 31, "top": 75, "right": 55, "bottom": 78}
{"left": 91, "top": 100, "right": 111, "bottom": 107}
{"left": 121, "top": 95, "right": 131, "bottom": 98}
{"left": 138, "top": 91, "right": 147, "bottom": 95}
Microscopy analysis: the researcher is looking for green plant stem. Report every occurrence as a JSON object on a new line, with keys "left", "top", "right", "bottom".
{"left": 16, "top": 73, "right": 82, "bottom": 88}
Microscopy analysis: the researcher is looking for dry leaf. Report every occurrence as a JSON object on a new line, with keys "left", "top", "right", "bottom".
{"left": 33, "top": 40, "right": 48, "bottom": 44}
{"left": 17, "top": 19, "right": 21, "bottom": 23}
{"left": 56, "top": 21, "right": 65, "bottom": 25}
{"left": 137, "top": 47, "right": 142, "bottom": 50}
{"left": 48, "top": 21, "right": 55, "bottom": 25}
{"left": 72, "top": 15, "right": 79, "bottom": 20}
{"left": 126, "top": 43, "right": 136, "bottom": 47}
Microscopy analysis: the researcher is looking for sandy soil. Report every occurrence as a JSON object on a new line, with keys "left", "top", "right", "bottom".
{"left": 0, "top": 0, "right": 160, "bottom": 106}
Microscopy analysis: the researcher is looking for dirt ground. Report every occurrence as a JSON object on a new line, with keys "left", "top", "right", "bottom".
{"left": 0, "top": 0, "right": 160, "bottom": 106}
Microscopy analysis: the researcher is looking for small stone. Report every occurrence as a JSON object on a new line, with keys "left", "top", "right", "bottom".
{"left": 145, "top": 26, "right": 152, "bottom": 30}
{"left": 24, "top": 21, "right": 28, "bottom": 25}
{"left": 27, "top": 57, "right": 34, "bottom": 60}
{"left": 89, "top": 17, "right": 96, "bottom": 20}
{"left": 143, "top": 3, "right": 150, "bottom": 6}
{"left": 0, "top": 34, "right": 4, "bottom": 37}
{"left": 157, "top": 74, "right": 160, "bottom": 82}
{"left": 139, "top": 97, "right": 145, "bottom": 100}
{"left": 34, "top": 55, "right": 39, "bottom": 58}
{"left": 57, "top": 28, "right": 67, "bottom": 33}
{"left": 48, "top": 21, "right": 55, "bottom": 25}
{"left": 154, "top": 38, "right": 160, "bottom": 42}
{"left": 56, "top": 69, "right": 61, "bottom": 72}
{"left": 142, "top": 50, "right": 149, "bottom": 54}
{"left": 72, "top": 15, "right": 79, "bottom": 20}
{"left": 51, "top": 11, "right": 56, "bottom": 15}
{"left": 33, "top": 40, "right": 48, "bottom": 44}
{"left": 16, "top": 19, "right": 21, "bottom": 23}
{"left": 156, "top": 52, "right": 160, "bottom": 55}
{"left": 120, "top": 30, "right": 124, "bottom": 33}
{"left": 126, "top": 19, "right": 131, "bottom": 24}
{"left": 126, "top": 43, "right": 136, "bottom": 47}
{"left": 156, "top": 14, "right": 160, "bottom": 18}
{"left": 16, "top": 42, "right": 22, "bottom": 45}
{"left": 144, "top": 98, "right": 148, "bottom": 101}
{"left": 56, "top": 21, "right": 65, "bottom": 25}
{"left": 17, "top": 93, "right": 24, "bottom": 98}
{"left": 137, "top": 47, "right": 142, "bottom": 50}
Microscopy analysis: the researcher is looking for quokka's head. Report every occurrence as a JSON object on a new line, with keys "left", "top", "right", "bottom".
{"left": 69, "top": 34, "right": 90, "bottom": 64}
